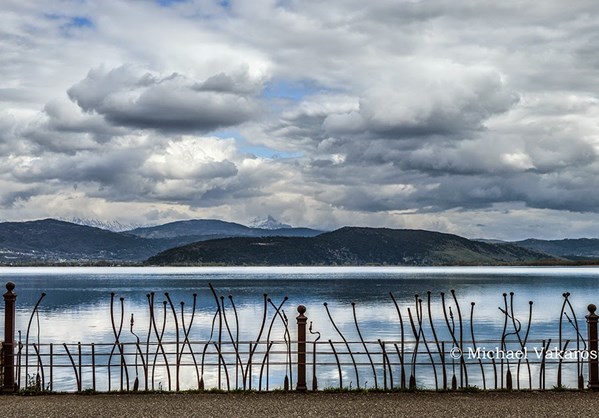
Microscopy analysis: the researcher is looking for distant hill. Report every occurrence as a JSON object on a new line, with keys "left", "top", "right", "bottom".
{"left": 0, "top": 219, "right": 168, "bottom": 263}
{"left": 127, "top": 219, "right": 255, "bottom": 239}
{"left": 61, "top": 217, "right": 146, "bottom": 232}
{"left": 126, "top": 219, "right": 322, "bottom": 239}
{"left": 514, "top": 238, "right": 599, "bottom": 260}
{"left": 0, "top": 218, "right": 323, "bottom": 264}
{"left": 146, "top": 227, "right": 554, "bottom": 266}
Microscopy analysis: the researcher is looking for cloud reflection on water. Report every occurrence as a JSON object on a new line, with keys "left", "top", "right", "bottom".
{"left": 2, "top": 267, "right": 598, "bottom": 390}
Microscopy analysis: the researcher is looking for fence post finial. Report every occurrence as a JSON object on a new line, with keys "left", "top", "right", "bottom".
{"left": 2, "top": 281, "right": 17, "bottom": 393}
{"left": 587, "top": 304, "right": 599, "bottom": 391}
{"left": 296, "top": 305, "right": 307, "bottom": 392}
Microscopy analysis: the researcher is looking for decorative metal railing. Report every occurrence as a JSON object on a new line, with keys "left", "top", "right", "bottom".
{"left": 2, "top": 281, "right": 599, "bottom": 393}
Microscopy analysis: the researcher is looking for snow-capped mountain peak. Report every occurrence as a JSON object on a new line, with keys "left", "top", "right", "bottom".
{"left": 249, "top": 215, "right": 292, "bottom": 230}
{"left": 63, "top": 217, "right": 148, "bottom": 232}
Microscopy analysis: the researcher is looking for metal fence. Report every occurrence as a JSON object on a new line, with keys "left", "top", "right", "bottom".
{"left": 2, "top": 281, "right": 599, "bottom": 393}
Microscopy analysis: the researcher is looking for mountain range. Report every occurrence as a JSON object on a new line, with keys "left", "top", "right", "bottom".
{"left": 0, "top": 217, "right": 321, "bottom": 264}
{"left": 512, "top": 238, "right": 599, "bottom": 260}
{"left": 0, "top": 217, "right": 598, "bottom": 266}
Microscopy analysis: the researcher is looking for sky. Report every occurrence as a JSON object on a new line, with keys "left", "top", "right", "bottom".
{"left": 1, "top": 0, "right": 599, "bottom": 240}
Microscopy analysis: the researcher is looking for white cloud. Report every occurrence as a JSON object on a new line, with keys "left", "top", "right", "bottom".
{"left": 2, "top": 0, "right": 599, "bottom": 239}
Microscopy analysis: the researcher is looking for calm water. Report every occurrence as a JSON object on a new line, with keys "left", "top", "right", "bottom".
{"left": 1, "top": 266, "right": 598, "bottom": 390}
{"left": 2, "top": 266, "right": 599, "bottom": 341}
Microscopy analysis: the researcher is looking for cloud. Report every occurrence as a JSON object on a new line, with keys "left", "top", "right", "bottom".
{"left": 258, "top": 66, "right": 519, "bottom": 155}
{"left": 67, "top": 65, "right": 258, "bottom": 132}
{"left": 2, "top": 0, "right": 599, "bottom": 239}
{"left": 0, "top": 114, "right": 17, "bottom": 145}
{"left": 324, "top": 65, "right": 519, "bottom": 139}
{"left": 17, "top": 99, "right": 125, "bottom": 154}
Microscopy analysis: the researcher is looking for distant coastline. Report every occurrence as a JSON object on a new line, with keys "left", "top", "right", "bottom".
{"left": 3, "top": 259, "right": 599, "bottom": 268}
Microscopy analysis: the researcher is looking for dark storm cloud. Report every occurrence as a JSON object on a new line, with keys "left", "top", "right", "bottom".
{"left": 67, "top": 65, "right": 257, "bottom": 132}
{"left": 41, "top": 100, "right": 122, "bottom": 137}
{"left": 311, "top": 171, "right": 560, "bottom": 214}
{"left": 305, "top": 157, "right": 599, "bottom": 215}
{"left": 194, "top": 185, "right": 268, "bottom": 207}
{"left": 0, "top": 187, "right": 42, "bottom": 208}
{"left": 17, "top": 100, "right": 128, "bottom": 154}
{"left": 8, "top": 148, "right": 147, "bottom": 185}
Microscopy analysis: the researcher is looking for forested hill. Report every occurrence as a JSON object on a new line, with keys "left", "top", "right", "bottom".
{"left": 146, "top": 227, "right": 554, "bottom": 266}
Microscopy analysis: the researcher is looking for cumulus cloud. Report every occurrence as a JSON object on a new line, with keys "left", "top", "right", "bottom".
{"left": 67, "top": 65, "right": 258, "bottom": 132}
{"left": 325, "top": 65, "right": 519, "bottom": 139}
{"left": 143, "top": 138, "right": 239, "bottom": 181}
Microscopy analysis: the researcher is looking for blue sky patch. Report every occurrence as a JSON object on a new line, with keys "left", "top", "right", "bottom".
{"left": 45, "top": 13, "right": 94, "bottom": 36}
{"left": 213, "top": 129, "right": 244, "bottom": 142}
{"left": 262, "top": 79, "right": 324, "bottom": 101}
{"left": 157, "top": 0, "right": 188, "bottom": 7}
{"left": 45, "top": 13, "right": 93, "bottom": 28}
{"left": 214, "top": 129, "right": 302, "bottom": 159}
{"left": 69, "top": 16, "right": 93, "bottom": 28}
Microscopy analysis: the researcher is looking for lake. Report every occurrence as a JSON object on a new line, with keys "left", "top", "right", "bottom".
{"left": 1, "top": 266, "right": 598, "bottom": 391}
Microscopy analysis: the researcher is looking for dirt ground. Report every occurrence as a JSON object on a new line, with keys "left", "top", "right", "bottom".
{"left": 1, "top": 391, "right": 599, "bottom": 418}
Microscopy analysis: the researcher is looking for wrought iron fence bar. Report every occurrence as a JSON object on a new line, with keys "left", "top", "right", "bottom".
{"left": 25, "top": 341, "right": 581, "bottom": 349}
{"left": 4, "top": 282, "right": 596, "bottom": 393}
{"left": 18, "top": 358, "right": 588, "bottom": 367}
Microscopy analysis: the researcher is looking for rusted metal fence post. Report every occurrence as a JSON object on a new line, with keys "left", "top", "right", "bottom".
{"left": 2, "top": 282, "right": 17, "bottom": 393}
{"left": 296, "top": 305, "right": 307, "bottom": 392}
{"left": 587, "top": 304, "right": 599, "bottom": 391}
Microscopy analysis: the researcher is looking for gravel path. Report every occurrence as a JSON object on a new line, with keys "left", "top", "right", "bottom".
{"left": 1, "top": 391, "right": 599, "bottom": 418}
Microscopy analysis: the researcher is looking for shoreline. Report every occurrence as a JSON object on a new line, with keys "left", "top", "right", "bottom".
{"left": 2, "top": 264, "right": 599, "bottom": 274}
{"left": 2, "top": 259, "right": 599, "bottom": 268}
